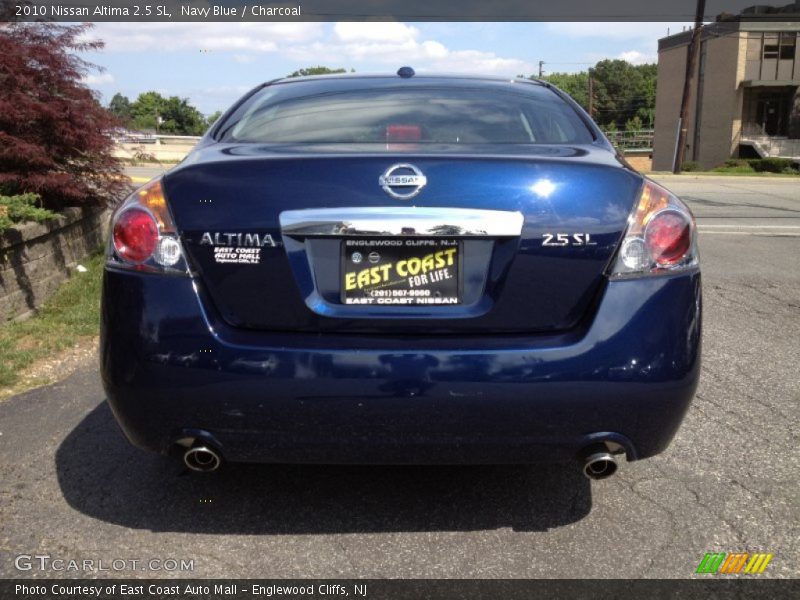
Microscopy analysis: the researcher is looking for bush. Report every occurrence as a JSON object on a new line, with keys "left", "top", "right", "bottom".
{"left": 681, "top": 161, "right": 701, "bottom": 172}
{"left": 724, "top": 159, "right": 751, "bottom": 168}
{"left": 130, "top": 148, "right": 158, "bottom": 165}
{"left": 0, "top": 24, "right": 125, "bottom": 211}
{"left": 747, "top": 158, "right": 797, "bottom": 173}
{"left": 0, "top": 193, "right": 55, "bottom": 233}
{"left": 712, "top": 164, "right": 755, "bottom": 174}
{"left": 711, "top": 159, "right": 755, "bottom": 174}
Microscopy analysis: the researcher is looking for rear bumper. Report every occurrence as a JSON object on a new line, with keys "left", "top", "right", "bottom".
{"left": 100, "top": 268, "right": 701, "bottom": 464}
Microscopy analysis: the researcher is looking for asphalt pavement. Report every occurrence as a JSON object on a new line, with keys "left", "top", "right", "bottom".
{"left": 0, "top": 173, "right": 798, "bottom": 578}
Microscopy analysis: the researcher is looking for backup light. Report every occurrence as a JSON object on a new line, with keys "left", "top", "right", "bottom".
{"left": 619, "top": 237, "right": 648, "bottom": 271}
{"left": 610, "top": 180, "right": 697, "bottom": 277}
{"left": 154, "top": 236, "right": 182, "bottom": 266}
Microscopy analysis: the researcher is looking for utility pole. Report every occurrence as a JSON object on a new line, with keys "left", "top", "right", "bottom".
{"left": 538, "top": 61, "right": 545, "bottom": 78}
{"left": 588, "top": 75, "right": 594, "bottom": 119}
{"left": 673, "top": 0, "right": 706, "bottom": 174}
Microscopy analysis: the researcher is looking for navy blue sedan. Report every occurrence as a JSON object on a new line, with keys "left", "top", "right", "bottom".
{"left": 101, "top": 69, "right": 701, "bottom": 479}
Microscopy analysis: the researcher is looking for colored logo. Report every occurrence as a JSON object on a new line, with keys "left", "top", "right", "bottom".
{"left": 696, "top": 552, "right": 773, "bottom": 574}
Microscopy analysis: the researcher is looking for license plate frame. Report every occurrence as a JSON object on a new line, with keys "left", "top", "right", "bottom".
{"left": 340, "top": 238, "right": 462, "bottom": 306}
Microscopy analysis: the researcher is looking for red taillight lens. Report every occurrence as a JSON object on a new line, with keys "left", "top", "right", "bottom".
{"left": 113, "top": 208, "right": 158, "bottom": 264}
{"left": 645, "top": 210, "right": 692, "bottom": 266}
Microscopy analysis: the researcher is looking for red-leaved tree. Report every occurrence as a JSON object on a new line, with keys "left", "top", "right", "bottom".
{"left": 0, "top": 23, "right": 125, "bottom": 210}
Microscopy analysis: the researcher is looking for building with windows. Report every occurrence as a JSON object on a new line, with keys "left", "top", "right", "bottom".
{"left": 652, "top": 4, "right": 800, "bottom": 170}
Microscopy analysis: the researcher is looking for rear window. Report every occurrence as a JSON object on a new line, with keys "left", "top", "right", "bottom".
{"left": 217, "top": 84, "right": 594, "bottom": 145}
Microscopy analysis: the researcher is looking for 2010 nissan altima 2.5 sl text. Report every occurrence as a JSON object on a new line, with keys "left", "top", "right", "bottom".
{"left": 100, "top": 68, "right": 701, "bottom": 480}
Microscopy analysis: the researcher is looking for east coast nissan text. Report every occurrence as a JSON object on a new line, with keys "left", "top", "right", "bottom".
{"left": 101, "top": 69, "right": 701, "bottom": 478}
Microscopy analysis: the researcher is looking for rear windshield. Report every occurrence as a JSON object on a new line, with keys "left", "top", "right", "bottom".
{"left": 217, "top": 84, "right": 594, "bottom": 145}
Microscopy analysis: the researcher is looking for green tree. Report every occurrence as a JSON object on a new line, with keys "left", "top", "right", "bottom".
{"left": 541, "top": 71, "right": 589, "bottom": 111}
{"left": 130, "top": 91, "right": 165, "bottom": 131}
{"left": 159, "top": 96, "right": 206, "bottom": 136}
{"left": 533, "top": 60, "right": 658, "bottom": 128}
{"left": 206, "top": 110, "right": 223, "bottom": 128}
{"left": 624, "top": 115, "right": 644, "bottom": 131}
{"left": 634, "top": 63, "right": 657, "bottom": 127}
{"left": 129, "top": 92, "right": 207, "bottom": 135}
{"left": 287, "top": 66, "right": 348, "bottom": 77}
{"left": 108, "top": 93, "right": 132, "bottom": 123}
{"left": 589, "top": 59, "right": 651, "bottom": 129}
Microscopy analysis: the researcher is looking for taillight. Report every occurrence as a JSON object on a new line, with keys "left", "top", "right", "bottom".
{"left": 113, "top": 208, "right": 158, "bottom": 263}
{"left": 107, "top": 178, "right": 188, "bottom": 274}
{"left": 610, "top": 180, "right": 698, "bottom": 277}
{"left": 645, "top": 210, "right": 692, "bottom": 266}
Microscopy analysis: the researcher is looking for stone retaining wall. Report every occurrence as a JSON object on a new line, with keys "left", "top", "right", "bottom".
{"left": 0, "top": 207, "right": 110, "bottom": 322}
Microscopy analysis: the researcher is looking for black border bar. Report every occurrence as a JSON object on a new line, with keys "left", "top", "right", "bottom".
{"left": 4, "top": 579, "right": 799, "bottom": 600}
{"left": 5, "top": 0, "right": 800, "bottom": 22}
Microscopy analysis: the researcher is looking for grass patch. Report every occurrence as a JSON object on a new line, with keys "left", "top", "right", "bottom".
{"left": 0, "top": 250, "right": 103, "bottom": 389}
{"left": 659, "top": 158, "right": 800, "bottom": 177}
{"left": 710, "top": 165, "right": 759, "bottom": 174}
{"left": 681, "top": 169, "right": 800, "bottom": 177}
{"left": 710, "top": 158, "right": 800, "bottom": 176}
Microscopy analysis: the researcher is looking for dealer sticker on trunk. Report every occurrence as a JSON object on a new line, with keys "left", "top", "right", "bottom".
{"left": 199, "top": 231, "right": 281, "bottom": 265}
{"left": 341, "top": 239, "right": 461, "bottom": 305}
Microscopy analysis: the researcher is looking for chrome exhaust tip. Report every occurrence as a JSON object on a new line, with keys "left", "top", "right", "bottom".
{"left": 183, "top": 446, "right": 222, "bottom": 473}
{"left": 582, "top": 450, "right": 618, "bottom": 480}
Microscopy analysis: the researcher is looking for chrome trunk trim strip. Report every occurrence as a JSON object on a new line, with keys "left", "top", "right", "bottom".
{"left": 279, "top": 207, "right": 524, "bottom": 238}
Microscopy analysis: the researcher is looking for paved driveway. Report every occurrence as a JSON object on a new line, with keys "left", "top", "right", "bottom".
{"left": 0, "top": 175, "right": 798, "bottom": 578}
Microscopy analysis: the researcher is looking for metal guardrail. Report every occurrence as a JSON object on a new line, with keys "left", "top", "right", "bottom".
{"left": 603, "top": 129, "right": 654, "bottom": 152}
{"left": 154, "top": 135, "right": 203, "bottom": 144}
{"left": 113, "top": 134, "right": 202, "bottom": 145}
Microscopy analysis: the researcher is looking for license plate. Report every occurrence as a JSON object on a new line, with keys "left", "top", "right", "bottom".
{"left": 341, "top": 239, "right": 461, "bottom": 305}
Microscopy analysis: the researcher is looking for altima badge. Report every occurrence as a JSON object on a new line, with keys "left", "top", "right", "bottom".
{"left": 379, "top": 163, "right": 427, "bottom": 200}
{"left": 199, "top": 232, "right": 279, "bottom": 247}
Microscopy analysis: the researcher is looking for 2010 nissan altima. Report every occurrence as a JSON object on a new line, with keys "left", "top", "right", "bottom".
{"left": 100, "top": 68, "right": 701, "bottom": 479}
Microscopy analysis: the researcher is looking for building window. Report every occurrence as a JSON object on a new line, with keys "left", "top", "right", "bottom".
{"left": 746, "top": 35, "right": 762, "bottom": 60}
{"left": 763, "top": 34, "right": 779, "bottom": 59}
{"left": 779, "top": 34, "right": 796, "bottom": 60}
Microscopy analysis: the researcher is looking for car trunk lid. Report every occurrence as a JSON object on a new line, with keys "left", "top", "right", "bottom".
{"left": 163, "top": 143, "right": 642, "bottom": 334}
